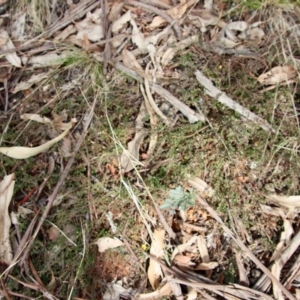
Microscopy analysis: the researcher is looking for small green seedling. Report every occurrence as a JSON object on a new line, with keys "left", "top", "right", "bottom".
{"left": 160, "top": 186, "right": 195, "bottom": 215}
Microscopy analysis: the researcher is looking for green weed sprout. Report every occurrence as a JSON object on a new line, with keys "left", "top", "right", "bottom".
{"left": 160, "top": 186, "right": 195, "bottom": 215}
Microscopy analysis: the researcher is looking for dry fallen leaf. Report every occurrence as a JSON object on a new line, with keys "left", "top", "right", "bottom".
{"left": 120, "top": 101, "right": 148, "bottom": 172}
{"left": 268, "top": 194, "right": 300, "bottom": 208}
{"left": 149, "top": 16, "right": 168, "bottom": 30}
{"left": 0, "top": 29, "right": 22, "bottom": 67}
{"left": 95, "top": 237, "right": 124, "bottom": 253}
{"left": 0, "top": 174, "right": 15, "bottom": 265}
{"left": 112, "top": 10, "right": 131, "bottom": 33}
{"left": 167, "top": 0, "right": 188, "bottom": 19}
{"left": 148, "top": 229, "right": 165, "bottom": 290}
{"left": 0, "top": 122, "right": 73, "bottom": 159}
{"left": 257, "top": 65, "right": 297, "bottom": 85}
{"left": 13, "top": 72, "right": 51, "bottom": 94}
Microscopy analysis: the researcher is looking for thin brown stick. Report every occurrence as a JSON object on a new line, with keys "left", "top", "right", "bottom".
{"left": 17, "top": 96, "right": 97, "bottom": 265}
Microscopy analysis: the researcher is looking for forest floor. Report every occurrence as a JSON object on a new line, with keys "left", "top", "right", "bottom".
{"left": 0, "top": 0, "right": 300, "bottom": 299}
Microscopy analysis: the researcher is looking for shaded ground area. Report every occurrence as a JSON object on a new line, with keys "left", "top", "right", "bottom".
{"left": 0, "top": 0, "right": 300, "bottom": 299}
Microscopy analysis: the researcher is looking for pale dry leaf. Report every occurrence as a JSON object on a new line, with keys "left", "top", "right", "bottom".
{"left": 234, "top": 251, "right": 249, "bottom": 286}
{"left": 167, "top": 1, "right": 188, "bottom": 19}
{"left": 130, "top": 18, "right": 148, "bottom": 53}
{"left": 168, "top": 280, "right": 182, "bottom": 299}
{"left": 112, "top": 10, "right": 131, "bottom": 33}
{"left": 149, "top": 16, "right": 168, "bottom": 30}
{"left": 161, "top": 48, "right": 175, "bottom": 67}
{"left": 138, "top": 283, "right": 172, "bottom": 299}
{"left": 148, "top": 229, "right": 165, "bottom": 290}
{"left": 268, "top": 194, "right": 300, "bottom": 208}
{"left": 173, "top": 254, "right": 195, "bottom": 267}
{"left": 260, "top": 204, "right": 286, "bottom": 218}
{"left": 204, "top": 0, "right": 213, "bottom": 10}
{"left": 0, "top": 124, "right": 72, "bottom": 159}
{"left": 197, "top": 236, "right": 209, "bottom": 262}
{"left": 171, "top": 236, "right": 198, "bottom": 259}
{"left": 187, "top": 287, "right": 197, "bottom": 300}
{"left": 13, "top": 72, "right": 51, "bottom": 93}
{"left": 161, "top": 35, "right": 199, "bottom": 66}
{"left": 60, "top": 137, "right": 72, "bottom": 158}
{"left": 122, "top": 49, "right": 144, "bottom": 73}
{"left": 187, "top": 13, "right": 226, "bottom": 33}
{"left": 109, "top": 0, "right": 125, "bottom": 22}
{"left": 21, "top": 52, "right": 70, "bottom": 67}
{"left": 95, "top": 237, "right": 124, "bottom": 253}
{"left": 103, "top": 281, "right": 131, "bottom": 300}
{"left": 271, "top": 219, "right": 293, "bottom": 261}
{"left": 11, "top": 12, "right": 26, "bottom": 40}
{"left": 195, "top": 262, "right": 218, "bottom": 270}
{"left": 238, "top": 27, "right": 265, "bottom": 43}
{"left": 188, "top": 177, "right": 215, "bottom": 197}
{"left": 76, "top": 23, "right": 103, "bottom": 42}
{"left": 257, "top": 66, "right": 297, "bottom": 85}
{"left": 0, "top": 174, "right": 15, "bottom": 265}
{"left": 120, "top": 131, "right": 147, "bottom": 173}
{"left": 17, "top": 206, "right": 33, "bottom": 218}
{"left": 21, "top": 113, "right": 52, "bottom": 124}
{"left": 0, "top": 29, "right": 21, "bottom": 67}
{"left": 54, "top": 24, "right": 76, "bottom": 41}
{"left": 120, "top": 101, "right": 148, "bottom": 172}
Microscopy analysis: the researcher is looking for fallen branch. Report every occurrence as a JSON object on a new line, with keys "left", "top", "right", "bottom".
{"left": 117, "top": 63, "right": 205, "bottom": 123}
{"left": 195, "top": 70, "right": 275, "bottom": 133}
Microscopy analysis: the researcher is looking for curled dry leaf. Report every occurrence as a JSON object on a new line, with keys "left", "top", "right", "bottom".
{"left": 0, "top": 174, "right": 15, "bottom": 265}
{"left": 148, "top": 229, "right": 165, "bottom": 290}
{"left": 0, "top": 29, "right": 21, "bottom": 67}
{"left": 268, "top": 194, "right": 300, "bottom": 208}
{"left": 95, "top": 237, "right": 124, "bottom": 253}
{"left": 0, "top": 119, "right": 73, "bottom": 159}
{"left": 257, "top": 65, "right": 297, "bottom": 85}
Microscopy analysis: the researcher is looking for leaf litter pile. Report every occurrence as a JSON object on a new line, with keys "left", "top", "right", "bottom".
{"left": 0, "top": 0, "right": 300, "bottom": 299}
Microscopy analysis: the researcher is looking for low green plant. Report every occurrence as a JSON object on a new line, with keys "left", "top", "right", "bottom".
{"left": 160, "top": 186, "right": 195, "bottom": 215}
